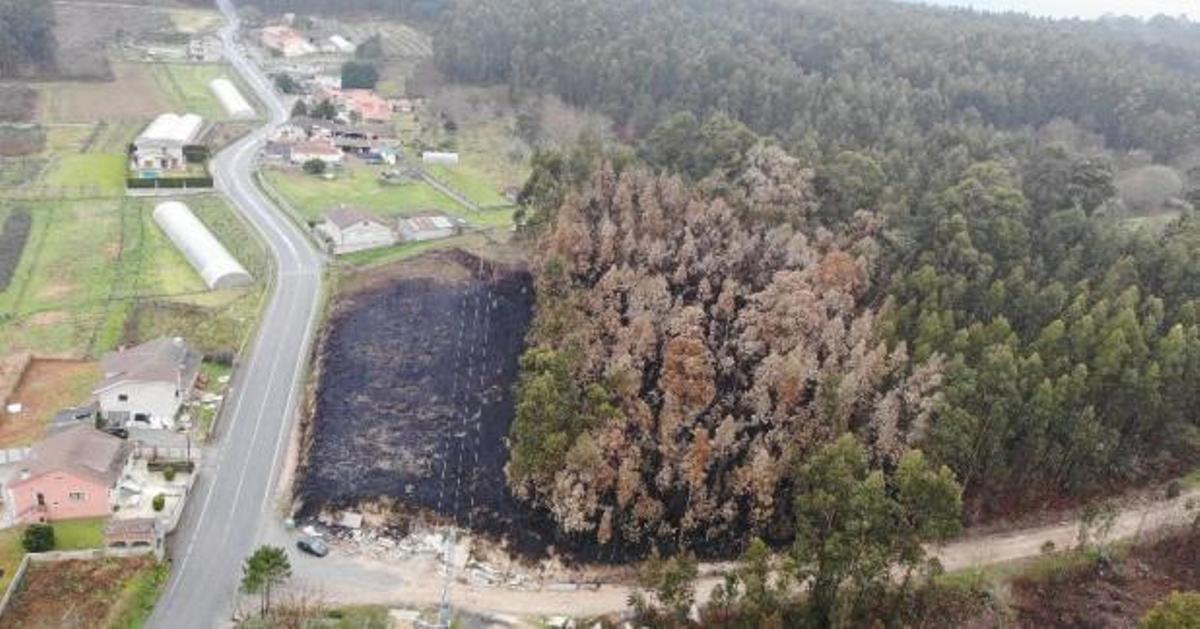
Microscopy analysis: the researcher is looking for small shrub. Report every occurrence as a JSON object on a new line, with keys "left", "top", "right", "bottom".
{"left": 22, "top": 523, "right": 55, "bottom": 552}
{"left": 164, "top": 468, "right": 176, "bottom": 482}
{"left": 1041, "top": 540, "right": 1056, "bottom": 555}
{"left": 152, "top": 494, "right": 166, "bottom": 512}
{"left": 1166, "top": 481, "right": 1182, "bottom": 500}
{"left": 303, "top": 159, "right": 327, "bottom": 176}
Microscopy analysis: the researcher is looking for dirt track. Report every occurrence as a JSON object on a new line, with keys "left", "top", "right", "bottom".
{"left": 292, "top": 486, "right": 1200, "bottom": 618}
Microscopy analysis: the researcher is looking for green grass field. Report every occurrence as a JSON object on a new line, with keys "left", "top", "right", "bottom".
{"left": 41, "top": 154, "right": 128, "bottom": 196}
{"left": 0, "top": 194, "right": 265, "bottom": 359}
{"left": 265, "top": 164, "right": 463, "bottom": 221}
{"left": 424, "top": 163, "right": 511, "bottom": 207}
{"left": 149, "top": 63, "right": 234, "bottom": 121}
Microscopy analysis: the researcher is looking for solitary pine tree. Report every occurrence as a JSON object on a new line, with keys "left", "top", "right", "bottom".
{"left": 241, "top": 545, "right": 292, "bottom": 617}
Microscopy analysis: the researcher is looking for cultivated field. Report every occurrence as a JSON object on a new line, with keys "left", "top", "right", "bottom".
{"left": 37, "top": 63, "right": 177, "bottom": 123}
{"left": 1, "top": 556, "right": 160, "bottom": 628}
{"left": 38, "top": 62, "right": 235, "bottom": 125}
{"left": 0, "top": 359, "right": 99, "bottom": 447}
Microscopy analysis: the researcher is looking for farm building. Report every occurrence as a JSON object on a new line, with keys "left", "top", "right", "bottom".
{"left": 6, "top": 425, "right": 131, "bottom": 524}
{"left": 329, "top": 34, "right": 355, "bottom": 53}
{"left": 399, "top": 215, "right": 459, "bottom": 242}
{"left": 153, "top": 201, "right": 253, "bottom": 290}
{"left": 94, "top": 337, "right": 202, "bottom": 430}
{"left": 260, "top": 25, "right": 315, "bottom": 57}
{"left": 317, "top": 207, "right": 397, "bottom": 254}
{"left": 290, "top": 140, "right": 343, "bottom": 165}
{"left": 422, "top": 151, "right": 459, "bottom": 166}
{"left": 209, "top": 78, "right": 255, "bottom": 119}
{"left": 132, "top": 113, "right": 204, "bottom": 172}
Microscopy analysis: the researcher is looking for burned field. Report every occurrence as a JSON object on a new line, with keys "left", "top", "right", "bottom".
{"left": 299, "top": 250, "right": 575, "bottom": 557}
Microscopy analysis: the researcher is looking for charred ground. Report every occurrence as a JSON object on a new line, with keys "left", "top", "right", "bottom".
{"left": 297, "top": 250, "right": 613, "bottom": 559}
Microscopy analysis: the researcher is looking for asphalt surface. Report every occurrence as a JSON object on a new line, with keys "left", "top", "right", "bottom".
{"left": 148, "top": 1, "right": 325, "bottom": 627}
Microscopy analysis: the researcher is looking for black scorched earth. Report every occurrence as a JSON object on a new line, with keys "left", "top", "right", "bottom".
{"left": 298, "top": 250, "right": 576, "bottom": 557}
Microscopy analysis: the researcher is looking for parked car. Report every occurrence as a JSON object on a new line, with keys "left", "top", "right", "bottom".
{"left": 297, "top": 536, "right": 329, "bottom": 557}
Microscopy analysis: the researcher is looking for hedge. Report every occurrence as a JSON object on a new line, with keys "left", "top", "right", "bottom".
{"left": 126, "top": 176, "right": 214, "bottom": 189}
{"left": 0, "top": 209, "right": 32, "bottom": 291}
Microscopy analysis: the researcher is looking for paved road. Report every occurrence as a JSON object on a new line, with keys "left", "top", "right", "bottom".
{"left": 148, "top": 1, "right": 324, "bottom": 627}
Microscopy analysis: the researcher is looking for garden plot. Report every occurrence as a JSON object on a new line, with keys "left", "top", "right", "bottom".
{"left": 299, "top": 250, "right": 594, "bottom": 558}
{"left": 0, "top": 359, "right": 99, "bottom": 448}
{"left": 0, "top": 556, "right": 158, "bottom": 628}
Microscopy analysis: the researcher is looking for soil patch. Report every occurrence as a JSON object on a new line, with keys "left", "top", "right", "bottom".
{"left": 0, "top": 209, "right": 32, "bottom": 291}
{"left": 1010, "top": 526, "right": 1200, "bottom": 627}
{"left": 1, "top": 556, "right": 155, "bottom": 628}
{"left": 299, "top": 249, "right": 595, "bottom": 559}
{"left": 0, "top": 85, "right": 37, "bottom": 123}
{"left": 0, "top": 358, "right": 99, "bottom": 447}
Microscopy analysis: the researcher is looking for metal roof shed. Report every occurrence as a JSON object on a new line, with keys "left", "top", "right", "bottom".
{"left": 153, "top": 201, "right": 253, "bottom": 290}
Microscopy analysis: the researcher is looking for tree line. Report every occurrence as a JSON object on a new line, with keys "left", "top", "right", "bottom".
{"left": 0, "top": 0, "right": 56, "bottom": 77}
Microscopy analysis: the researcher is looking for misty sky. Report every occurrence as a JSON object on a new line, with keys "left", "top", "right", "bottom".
{"left": 903, "top": 0, "right": 1200, "bottom": 20}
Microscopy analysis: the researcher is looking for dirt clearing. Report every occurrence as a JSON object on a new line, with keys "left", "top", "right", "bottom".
{"left": 1, "top": 556, "right": 156, "bottom": 628}
{"left": 0, "top": 358, "right": 98, "bottom": 447}
{"left": 1011, "top": 526, "right": 1200, "bottom": 627}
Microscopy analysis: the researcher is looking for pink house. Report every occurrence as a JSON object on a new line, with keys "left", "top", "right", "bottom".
{"left": 7, "top": 425, "right": 130, "bottom": 523}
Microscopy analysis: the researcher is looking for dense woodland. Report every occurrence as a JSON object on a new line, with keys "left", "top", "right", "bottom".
{"left": 0, "top": 0, "right": 55, "bottom": 77}
{"left": 250, "top": 0, "right": 1200, "bottom": 553}
{"left": 439, "top": 0, "right": 1200, "bottom": 547}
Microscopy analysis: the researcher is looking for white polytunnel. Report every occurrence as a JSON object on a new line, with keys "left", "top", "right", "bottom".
{"left": 209, "top": 78, "right": 255, "bottom": 120}
{"left": 153, "top": 201, "right": 253, "bottom": 290}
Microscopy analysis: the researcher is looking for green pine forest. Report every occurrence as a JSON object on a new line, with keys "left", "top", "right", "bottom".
{"left": 432, "top": 0, "right": 1200, "bottom": 547}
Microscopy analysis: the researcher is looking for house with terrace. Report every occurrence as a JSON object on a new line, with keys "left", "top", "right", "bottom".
{"left": 132, "top": 113, "right": 204, "bottom": 173}
{"left": 94, "top": 337, "right": 202, "bottom": 430}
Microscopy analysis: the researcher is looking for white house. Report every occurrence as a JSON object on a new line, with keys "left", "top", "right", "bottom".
{"left": 399, "top": 215, "right": 458, "bottom": 242}
{"left": 290, "top": 140, "right": 343, "bottom": 165}
{"left": 94, "top": 338, "right": 202, "bottom": 430}
{"left": 318, "top": 207, "right": 397, "bottom": 254}
{"left": 133, "top": 113, "right": 204, "bottom": 172}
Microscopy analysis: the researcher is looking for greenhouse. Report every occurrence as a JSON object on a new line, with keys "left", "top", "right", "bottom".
{"left": 209, "top": 78, "right": 255, "bottom": 120}
{"left": 153, "top": 201, "right": 253, "bottom": 290}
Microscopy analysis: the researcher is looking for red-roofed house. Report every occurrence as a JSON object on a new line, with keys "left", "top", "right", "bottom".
{"left": 260, "top": 25, "right": 316, "bottom": 57}
{"left": 340, "top": 89, "right": 392, "bottom": 123}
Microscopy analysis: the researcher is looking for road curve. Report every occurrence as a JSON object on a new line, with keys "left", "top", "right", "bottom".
{"left": 148, "top": 1, "right": 324, "bottom": 627}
